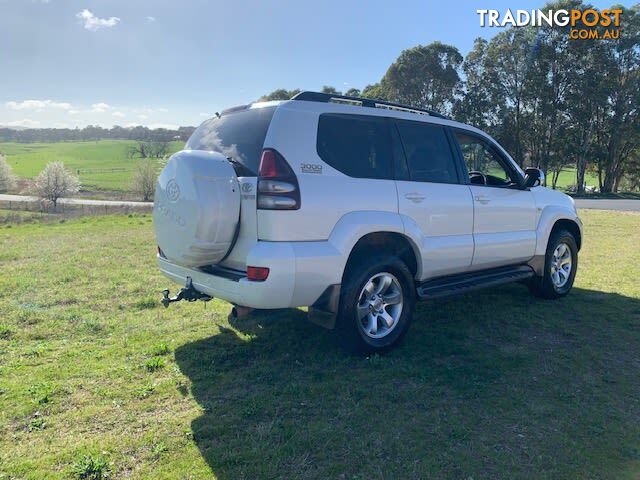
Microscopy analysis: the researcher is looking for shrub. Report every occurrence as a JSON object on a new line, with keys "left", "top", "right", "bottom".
{"left": 31, "top": 161, "right": 80, "bottom": 209}
{"left": 132, "top": 159, "right": 158, "bottom": 202}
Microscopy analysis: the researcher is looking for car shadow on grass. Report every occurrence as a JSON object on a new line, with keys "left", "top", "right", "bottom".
{"left": 175, "top": 285, "right": 640, "bottom": 479}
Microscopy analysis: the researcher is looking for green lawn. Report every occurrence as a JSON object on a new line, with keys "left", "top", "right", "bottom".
{"left": 0, "top": 211, "right": 639, "bottom": 479}
{"left": 0, "top": 140, "right": 183, "bottom": 192}
{"left": 551, "top": 167, "right": 600, "bottom": 190}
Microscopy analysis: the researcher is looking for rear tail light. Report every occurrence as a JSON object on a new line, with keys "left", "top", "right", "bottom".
{"left": 257, "top": 149, "right": 300, "bottom": 210}
{"left": 247, "top": 266, "right": 270, "bottom": 281}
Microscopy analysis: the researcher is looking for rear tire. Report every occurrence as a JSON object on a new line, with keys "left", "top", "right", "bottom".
{"left": 529, "top": 229, "right": 578, "bottom": 299}
{"left": 335, "top": 255, "right": 415, "bottom": 354}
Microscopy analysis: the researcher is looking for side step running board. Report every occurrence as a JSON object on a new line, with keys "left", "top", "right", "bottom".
{"left": 417, "top": 265, "right": 534, "bottom": 300}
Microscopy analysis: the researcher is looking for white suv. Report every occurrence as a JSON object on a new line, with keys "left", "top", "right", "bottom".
{"left": 153, "top": 91, "right": 583, "bottom": 353}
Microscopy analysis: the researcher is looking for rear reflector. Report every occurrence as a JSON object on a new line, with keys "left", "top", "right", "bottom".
{"left": 247, "top": 266, "right": 270, "bottom": 281}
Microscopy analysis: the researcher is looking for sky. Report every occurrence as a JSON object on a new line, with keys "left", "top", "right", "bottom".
{"left": 0, "top": 0, "right": 630, "bottom": 129}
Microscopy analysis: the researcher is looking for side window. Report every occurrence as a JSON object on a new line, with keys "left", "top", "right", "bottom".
{"left": 317, "top": 114, "right": 393, "bottom": 180}
{"left": 396, "top": 121, "right": 459, "bottom": 184}
{"left": 454, "top": 131, "right": 514, "bottom": 187}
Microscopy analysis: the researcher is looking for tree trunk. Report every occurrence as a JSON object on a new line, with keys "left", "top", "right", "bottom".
{"left": 575, "top": 120, "right": 593, "bottom": 194}
{"left": 552, "top": 168, "right": 561, "bottom": 189}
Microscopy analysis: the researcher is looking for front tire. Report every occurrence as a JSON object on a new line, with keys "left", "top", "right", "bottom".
{"left": 529, "top": 229, "right": 578, "bottom": 299}
{"left": 335, "top": 255, "right": 415, "bottom": 354}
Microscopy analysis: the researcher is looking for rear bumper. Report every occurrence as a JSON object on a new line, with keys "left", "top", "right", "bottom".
{"left": 157, "top": 239, "right": 344, "bottom": 309}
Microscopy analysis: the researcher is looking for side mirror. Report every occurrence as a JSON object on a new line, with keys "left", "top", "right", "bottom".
{"left": 524, "top": 167, "right": 544, "bottom": 188}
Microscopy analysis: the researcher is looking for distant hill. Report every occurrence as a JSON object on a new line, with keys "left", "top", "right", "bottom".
{"left": 0, "top": 125, "right": 30, "bottom": 131}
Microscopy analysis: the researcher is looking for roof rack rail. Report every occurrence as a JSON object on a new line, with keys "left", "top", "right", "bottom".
{"left": 291, "top": 91, "right": 448, "bottom": 119}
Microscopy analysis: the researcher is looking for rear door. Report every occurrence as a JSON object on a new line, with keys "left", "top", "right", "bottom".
{"left": 394, "top": 120, "right": 474, "bottom": 280}
{"left": 184, "top": 104, "right": 276, "bottom": 271}
{"left": 451, "top": 129, "right": 537, "bottom": 269}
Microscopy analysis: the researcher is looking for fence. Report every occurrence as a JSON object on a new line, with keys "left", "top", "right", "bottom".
{"left": 0, "top": 198, "right": 152, "bottom": 218}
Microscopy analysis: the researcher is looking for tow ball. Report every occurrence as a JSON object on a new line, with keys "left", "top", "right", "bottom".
{"left": 161, "top": 277, "right": 212, "bottom": 308}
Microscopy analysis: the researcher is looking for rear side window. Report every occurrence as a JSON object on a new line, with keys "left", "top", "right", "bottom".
{"left": 396, "top": 121, "right": 459, "bottom": 184}
{"left": 186, "top": 106, "right": 276, "bottom": 176}
{"left": 317, "top": 114, "right": 393, "bottom": 180}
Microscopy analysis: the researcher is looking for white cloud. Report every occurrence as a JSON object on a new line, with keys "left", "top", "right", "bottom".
{"left": 112, "top": 111, "right": 125, "bottom": 118}
{"left": 146, "top": 16, "right": 156, "bottom": 22}
{"left": 91, "top": 102, "right": 110, "bottom": 113}
{"left": 76, "top": 9, "right": 120, "bottom": 31}
{"left": 6, "top": 119, "right": 41, "bottom": 128}
{"left": 137, "top": 114, "right": 148, "bottom": 120}
{"left": 68, "top": 109, "right": 80, "bottom": 115}
{"left": 199, "top": 112, "right": 211, "bottom": 117}
{"left": 6, "top": 99, "right": 72, "bottom": 111}
{"left": 135, "top": 107, "right": 168, "bottom": 114}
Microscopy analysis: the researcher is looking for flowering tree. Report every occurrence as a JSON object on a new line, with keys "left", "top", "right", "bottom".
{"left": 0, "top": 154, "right": 16, "bottom": 192}
{"left": 32, "top": 161, "right": 80, "bottom": 209}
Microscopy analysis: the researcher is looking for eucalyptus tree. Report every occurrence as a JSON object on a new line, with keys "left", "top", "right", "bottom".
{"left": 380, "top": 42, "right": 463, "bottom": 115}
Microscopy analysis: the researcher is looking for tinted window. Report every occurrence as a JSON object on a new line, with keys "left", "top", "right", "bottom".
{"left": 396, "top": 121, "right": 458, "bottom": 184}
{"left": 454, "top": 131, "right": 514, "bottom": 187}
{"left": 317, "top": 114, "right": 393, "bottom": 180}
{"left": 186, "top": 106, "right": 276, "bottom": 176}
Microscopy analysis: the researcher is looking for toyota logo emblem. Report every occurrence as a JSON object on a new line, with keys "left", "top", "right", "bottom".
{"left": 166, "top": 179, "right": 180, "bottom": 202}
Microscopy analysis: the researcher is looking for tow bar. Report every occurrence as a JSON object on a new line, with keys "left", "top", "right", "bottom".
{"left": 161, "top": 277, "right": 212, "bottom": 308}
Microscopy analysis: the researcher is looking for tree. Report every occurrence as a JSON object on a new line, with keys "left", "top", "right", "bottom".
{"left": 132, "top": 159, "right": 158, "bottom": 202}
{"left": 380, "top": 42, "right": 463, "bottom": 114}
{"left": 258, "top": 89, "right": 301, "bottom": 101}
{"left": 320, "top": 86, "right": 341, "bottom": 95}
{"left": 595, "top": 5, "right": 640, "bottom": 192}
{"left": 0, "top": 154, "right": 16, "bottom": 192}
{"left": 128, "top": 141, "right": 169, "bottom": 159}
{"left": 455, "top": 38, "right": 492, "bottom": 130}
{"left": 361, "top": 83, "right": 392, "bottom": 101}
{"left": 32, "top": 162, "right": 80, "bottom": 209}
{"left": 481, "top": 28, "right": 536, "bottom": 166}
{"left": 344, "top": 88, "right": 361, "bottom": 97}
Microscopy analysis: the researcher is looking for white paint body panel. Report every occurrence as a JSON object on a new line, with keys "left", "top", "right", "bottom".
{"left": 396, "top": 181, "right": 474, "bottom": 279}
{"left": 469, "top": 185, "right": 537, "bottom": 268}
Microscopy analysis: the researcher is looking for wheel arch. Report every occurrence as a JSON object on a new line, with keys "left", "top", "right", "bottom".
{"left": 535, "top": 206, "right": 583, "bottom": 257}
{"left": 343, "top": 231, "right": 419, "bottom": 282}
{"left": 326, "top": 211, "right": 423, "bottom": 280}
{"left": 550, "top": 218, "right": 582, "bottom": 251}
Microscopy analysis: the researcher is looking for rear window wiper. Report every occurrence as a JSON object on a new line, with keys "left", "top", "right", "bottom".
{"left": 226, "top": 157, "right": 255, "bottom": 177}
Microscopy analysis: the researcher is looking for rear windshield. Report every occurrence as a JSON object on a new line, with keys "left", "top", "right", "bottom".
{"left": 186, "top": 105, "right": 276, "bottom": 176}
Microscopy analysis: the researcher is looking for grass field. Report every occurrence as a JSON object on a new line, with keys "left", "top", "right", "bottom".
{"left": 0, "top": 140, "right": 183, "bottom": 192}
{"left": 0, "top": 211, "right": 639, "bottom": 479}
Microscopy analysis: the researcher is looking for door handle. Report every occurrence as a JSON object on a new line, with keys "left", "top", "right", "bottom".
{"left": 474, "top": 194, "right": 490, "bottom": 205}
{"left": 405, "top": 192, "right": 425, "bottom": 203}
